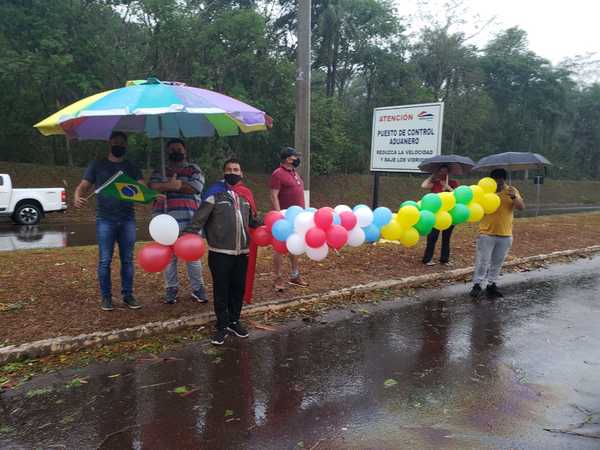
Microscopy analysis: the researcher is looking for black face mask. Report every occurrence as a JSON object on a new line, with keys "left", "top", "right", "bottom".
{"left": 292, "top": 158, "right": 301, "bottom": 168}
{"left": 224, "top": 174, "right": 242, "bottom": 186}
{"left": 111, "top": 145, "right": 127, "bottom": 158}
{"left": 168, "top": 152, "right": 185, "bottom": 162}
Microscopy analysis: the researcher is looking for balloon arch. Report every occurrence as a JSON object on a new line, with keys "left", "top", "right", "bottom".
{"left": 138, "top": 177, "right": 501, "bottom": 272}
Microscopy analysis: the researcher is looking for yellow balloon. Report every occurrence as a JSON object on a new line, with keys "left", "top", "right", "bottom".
{"left": 399, "top": 227, "right": 420, "bottom": 247}
{"left": 434, "top": 211, "right": 452, "bottom": 230}
{"left": 381, "top": 220, "right": 405, "bottom": 240}
{"left": 482, "top": 193, "right": 501, "bottom": 214}
{"left": 467, "top": 202, "right": 485, "bottom": 222}
{"left": 396, "top": 205, "right": 420, "bottom": 227}
{"left": 438, "top": 192, "right": 456, "bottom": 212}
{"left": 470, "top": 185, "right": 485, "bottom": 204}
{"left": 478, "top": 177, "right": 497, "bottom": 194}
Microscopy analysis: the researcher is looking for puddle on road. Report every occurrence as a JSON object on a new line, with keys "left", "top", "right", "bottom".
{"left": 2, "top": 262, "right": 600, "bottom": 449}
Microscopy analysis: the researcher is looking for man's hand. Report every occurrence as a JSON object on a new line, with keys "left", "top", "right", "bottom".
{"left": 168, "top": 174, "right": 183, "bottom": 191}
{"left": 74, "top": 195, "right": 87, "bottom": 209}
{"left": 507, "top": 186, "right": 517, "bottom": 199}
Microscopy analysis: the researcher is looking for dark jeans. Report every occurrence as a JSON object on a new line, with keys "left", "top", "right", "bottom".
{"left": 96, "top": 218, "right": 136, "bottom": 299}
{"left": 422, "top": 226, "right": 454, "bottom": 264}
{"left": 208, "top": 251, "right": 248, "bottom": 330}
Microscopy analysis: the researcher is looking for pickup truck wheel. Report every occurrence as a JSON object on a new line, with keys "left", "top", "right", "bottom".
{"left": 13, "top": 203, "right": 42, "bottom": 225}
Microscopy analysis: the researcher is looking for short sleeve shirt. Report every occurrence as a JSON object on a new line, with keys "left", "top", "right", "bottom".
{"left": 269, "top": 165, "right": 305, "bottom": 209}
{"left": 479, "top": 186, "right": 523, "bottom": 237}
{"left": 83, "top": 158, "right": 142, "bottom": 221}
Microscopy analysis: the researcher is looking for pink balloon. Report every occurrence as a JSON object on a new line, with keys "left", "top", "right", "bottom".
{"left": 264, "top": 211, "right": 284, "bottom": 232}
{"left": 138, "top": 243, "right": 173, "bottom": 273}
{"left": 174, "top": 234, "right": 206, "bottom": 261}
{"left": 305, "top": 227, "right": 327, "bottom": 248}
{"left": 314, "top": 207, "right": 334, "bottom": 230}
{"left": 339, "top": 211, "right": 357, "bottom": 231}
{"left": 252, "top": 225, "right": 272, "bottom": 247}
{"left": 271, "top": 238, "right": 288, "bottom": 254}
{"left": 326, "top": 224, "right": 348, "bottom": 250}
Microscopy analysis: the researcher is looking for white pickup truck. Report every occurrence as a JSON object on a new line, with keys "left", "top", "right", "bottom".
{"left": 0, "top": 174, "right": 67, "bottom": 225}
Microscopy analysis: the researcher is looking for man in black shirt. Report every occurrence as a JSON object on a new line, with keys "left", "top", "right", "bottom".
{"left": 74, "top": 131, "right": 144, "bottom": 311}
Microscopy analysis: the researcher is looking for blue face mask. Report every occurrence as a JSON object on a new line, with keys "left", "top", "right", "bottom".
{"left": 292, "top": 158, "right": 300, "bottom": 168}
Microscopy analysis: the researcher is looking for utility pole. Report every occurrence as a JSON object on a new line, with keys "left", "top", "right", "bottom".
{"left": 295, "top": 0, "right": 311, "bottom": 207}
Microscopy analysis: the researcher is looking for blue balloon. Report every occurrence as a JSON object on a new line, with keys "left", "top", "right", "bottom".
{"left": 306, "top": 207, "right": 317, "bottom": 213}
{"left": 272, "top": 219, "right": 293, "bottom": 241}
{"left": 332, "top": 213, "right": 341, "bottom": 225}
{"left": 372, "top": 207, "right": 393, "bottom": 227}
{"left": 285, "top": 205, "right": 303, "bottom": 223}
{"left": 363, "top": 224, "right": 381, "bottom": 243}
{"left": 353, "top": 204, "right": 369, "bottom": 212}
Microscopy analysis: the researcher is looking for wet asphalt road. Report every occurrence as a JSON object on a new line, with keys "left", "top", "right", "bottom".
{"left": 1, "top": 257, "right": 600, "bottom": 449}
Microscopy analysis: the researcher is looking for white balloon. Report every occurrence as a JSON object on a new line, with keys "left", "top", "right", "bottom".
{"left": 334, "top": 204, "right": 352, "bottom": 215}
{"left": 293, "top": 211, "right": 315, "bottom": 235}
{"left": 355, "top": 206, "right": 374, "bottom": 227}
{"left": 347, "top": 226, "right": 366, "bottom": 247}
{"left": 306, "top": 243, "right": 328, "bottom": 261}
{"left": 286, "top": 233, "right": 306, "bottom": 255}
{"left": 149, "top": 214, "right": 179, "bottom": 246}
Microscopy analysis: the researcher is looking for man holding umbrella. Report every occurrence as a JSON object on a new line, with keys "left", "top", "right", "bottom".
{"left": 470, "top": 168, "right": 525, "bottom": 299}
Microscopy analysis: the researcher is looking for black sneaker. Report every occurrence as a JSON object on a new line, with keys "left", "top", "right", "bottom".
{"left": 469, "top": 283, "right": 482, "bottom": 298}
{"left": 101, "top": 297, "right": 114, "bottom": 311}
{"left": 211, "top": 329, "right": 227, "bottom": 345}
{"left": 165, "top": 287, "right": 178, "bottom": 304}
{"left": 486, "top": 283, "right": 504, "bottom": 298}
{"left": 123, "top": 295, "right": 142, "bottom": 309}
{"left": 227, "top": 322, "right": 249, "bottom": 338}
{"left": 191, "top": 286, "right": 208, "bottom": 304}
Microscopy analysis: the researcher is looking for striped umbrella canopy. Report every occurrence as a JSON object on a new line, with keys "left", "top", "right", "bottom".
{"left": 34, "top": 78, "right": 272, "bottom": 140}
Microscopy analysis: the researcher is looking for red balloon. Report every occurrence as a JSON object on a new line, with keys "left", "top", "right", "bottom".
{"left": 339, "top": 211, "right": 357, "bottom": 231}
{"left": 174, "top": 234, "right": 206, "bottom": 261}
{"left": 305, "top": 227, "right": 326, "bottom": 248}
{"left": 138, "top": 243, "right": 173, "bottom": 273}
{"left": 314, "top": 207, "right": 334, "bottom": 230}
{"left": 271, "top": 238, "right": 288, "bottom": 254}
{"left": 326, "top": 224, "right": 348, "bottom": 250}
{"left": 264, "top": 211, "right": 285, "bottom": 232}
{"left": 253, "top": 225, "right": 272, "bottom": 247}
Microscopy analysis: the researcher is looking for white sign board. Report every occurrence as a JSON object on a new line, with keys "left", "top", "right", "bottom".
{"left": 370, "top": 103, "right": 444, "bottom": 173}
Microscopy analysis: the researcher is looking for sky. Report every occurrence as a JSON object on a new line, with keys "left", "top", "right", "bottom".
{"left": 404, "top": 0, "right": 600, "bottom": 65}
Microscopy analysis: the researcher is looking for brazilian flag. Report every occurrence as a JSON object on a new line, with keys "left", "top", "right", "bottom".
{"left": 95, "top": 170, "right": 159, "bottom": 204}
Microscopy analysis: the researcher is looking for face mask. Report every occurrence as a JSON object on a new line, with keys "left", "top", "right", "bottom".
{"left": 111, "top": 145, "right": 126, "bottom": 158}
{"left": 224, "top": 174, "right": 242, "bottom": 186}
{"left": 292, "top": 158, "right": 301, "bottom": 168}
{"left": 168, "top": 152, "right": 185, "bottom": 162}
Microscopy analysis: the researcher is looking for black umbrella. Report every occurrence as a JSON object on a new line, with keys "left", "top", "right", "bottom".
{"left": 473, "top": 152, "right": 552, "bottom": 172}
{"left": 418, "top": 154, "right": 475, "bottom": 176}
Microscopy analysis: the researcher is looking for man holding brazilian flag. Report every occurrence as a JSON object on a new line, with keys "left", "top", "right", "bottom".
{"left": 74, "top": 131, "right": 160, "bottom": 312}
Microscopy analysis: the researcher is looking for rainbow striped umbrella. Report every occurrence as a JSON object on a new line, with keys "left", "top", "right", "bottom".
{"left": 34, "top": 78, "right": 272, "bottom": 140}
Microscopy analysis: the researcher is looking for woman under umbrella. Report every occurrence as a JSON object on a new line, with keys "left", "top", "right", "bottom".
{"left": 420, "top": 165, "right": 459, "bottom": 266}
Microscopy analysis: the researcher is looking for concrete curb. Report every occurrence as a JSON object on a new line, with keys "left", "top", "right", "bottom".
{"left": 2, "top": 245, "right": 599, "bottom": 364}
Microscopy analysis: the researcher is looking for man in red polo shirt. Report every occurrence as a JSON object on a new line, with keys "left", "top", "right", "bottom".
{"left": 269, "top": 147, "right": 308, "bottom": 291}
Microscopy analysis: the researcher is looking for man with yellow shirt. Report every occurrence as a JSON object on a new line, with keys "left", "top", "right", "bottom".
{"left": 470, "top": 168, "right": 525, "bottom": 299}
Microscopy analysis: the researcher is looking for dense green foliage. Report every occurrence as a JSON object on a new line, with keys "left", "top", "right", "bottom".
{"left": 0, "top": 0, "right": 599, "bottom": 178}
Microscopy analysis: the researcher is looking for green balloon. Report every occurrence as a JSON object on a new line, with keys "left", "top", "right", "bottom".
{"left": 450, "top": 204, "right": 470, "bottom": 225}
{"left": 421, "top": 193, "right": 442, "bottom": 213}
{"left": 414, "top": 210, "right": 436, "bottom": 235}
{"left": 454, "top": 185, "right": 473, "bottom": 205}
{"left": 401, "top": 200, "right": 420, "bottom": 209}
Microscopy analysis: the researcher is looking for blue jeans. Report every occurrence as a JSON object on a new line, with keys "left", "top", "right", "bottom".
{"left": 96, "top": 218, "right": 136, "bottom": 299}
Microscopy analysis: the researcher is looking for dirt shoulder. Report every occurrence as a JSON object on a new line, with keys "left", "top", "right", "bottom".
{"left": 1, "top": 212, "right": 599, "bottom": 347}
